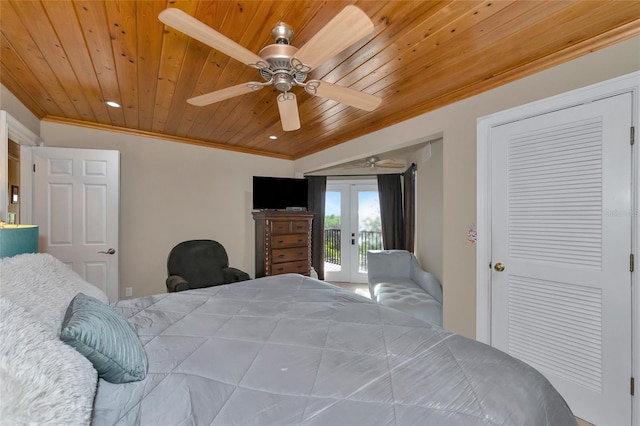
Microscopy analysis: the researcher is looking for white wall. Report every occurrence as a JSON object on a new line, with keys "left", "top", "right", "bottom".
{"left": 295, "top": 35, "right": 640, "bottom": 338}
{"left": 0, "top": 84, "right": 40, "bottom": 137}
{"left": 40, "top": 121, "right": 293, "bottom": 298}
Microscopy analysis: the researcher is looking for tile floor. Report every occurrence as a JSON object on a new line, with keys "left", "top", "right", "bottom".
{"left": 329, "top": 281, "right": 370, "bottom": 299}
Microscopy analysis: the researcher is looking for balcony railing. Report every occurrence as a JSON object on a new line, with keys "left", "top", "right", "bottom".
{"left": 324, "top": 228, "right": 383, "bottom": 271}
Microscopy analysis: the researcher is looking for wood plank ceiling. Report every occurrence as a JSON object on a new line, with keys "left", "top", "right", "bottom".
{"left": 2, "top": 1, "right": 640, "bottom": 160}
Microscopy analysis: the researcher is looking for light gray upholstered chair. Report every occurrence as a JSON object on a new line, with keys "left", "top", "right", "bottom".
{"left": 367, "top": 250, "right": 443, "bottom": 326}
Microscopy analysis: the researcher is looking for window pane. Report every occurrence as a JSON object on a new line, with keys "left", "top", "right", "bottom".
{"left": 358, "top": 191, "right": 381, "bottom": 272}
{"left": 324, "top": 191, "right": 342, "bottom": 272}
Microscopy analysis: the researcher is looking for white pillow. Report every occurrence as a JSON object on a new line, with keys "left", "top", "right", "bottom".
{"left": 0, "top": 297, "right": 97, "bottom": 425}
{"left": 0, "top": 253, "right": 109, "bottom": 335}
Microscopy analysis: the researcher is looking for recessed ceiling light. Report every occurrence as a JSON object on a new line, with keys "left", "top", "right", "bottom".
{"left": 269, "top": 135, "right": 278, "bottom": 140}
{"left": 105, "top": 101, "right": 121, "bottom": 108}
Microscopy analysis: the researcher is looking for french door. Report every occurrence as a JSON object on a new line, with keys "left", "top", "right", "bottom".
{"left": 324, "top": 180, "right": 381, "bottom": 283}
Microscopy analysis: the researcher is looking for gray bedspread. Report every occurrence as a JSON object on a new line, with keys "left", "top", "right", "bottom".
{"left": 92, "top": 274, "right": 576, "bottom": 425}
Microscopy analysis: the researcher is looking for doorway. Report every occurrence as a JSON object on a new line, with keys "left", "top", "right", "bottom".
{"left": 324, "top": 180, "right": 382, "bottom": 284}
{"left": 7, "top": 140, "right": 20, "bottom": 224}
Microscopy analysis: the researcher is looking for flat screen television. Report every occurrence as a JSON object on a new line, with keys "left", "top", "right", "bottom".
{"left": 252, "top": 176, "right": 308, "bottom": 211}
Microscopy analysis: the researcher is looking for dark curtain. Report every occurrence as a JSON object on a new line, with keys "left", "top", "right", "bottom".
{"left": 403, "top": 164, "right": 416, "bottom": 252}
{"left": 377, "top": 174, "right": 404, "bottom": 250}
{"left": 306, "top": 176, "right": 326, "bottom": 280}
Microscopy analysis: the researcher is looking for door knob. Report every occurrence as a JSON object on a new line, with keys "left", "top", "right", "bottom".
{"left": 99, "top": 248, "right": 116, "bottom": 255}
{"left": 494, "top": 262, "right": 505, "bottom": 272}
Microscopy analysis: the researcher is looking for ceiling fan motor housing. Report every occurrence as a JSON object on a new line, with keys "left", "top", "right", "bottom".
{"left": 257, "top": 24, "right": 307, "bottom": 91}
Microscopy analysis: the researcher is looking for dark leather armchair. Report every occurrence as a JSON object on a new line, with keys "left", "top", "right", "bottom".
{"left": 166, "top": 240, "right": 251, "bottom": 292}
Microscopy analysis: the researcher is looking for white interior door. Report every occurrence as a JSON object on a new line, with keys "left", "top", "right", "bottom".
{"left": 324, "top": 180, "right": 381, "bottom": 283}
{"left": 490, "top": 93, "right": 632, "bottom": 425}
{"left": 33, "top": 147, "right": 120, "bottom": 301}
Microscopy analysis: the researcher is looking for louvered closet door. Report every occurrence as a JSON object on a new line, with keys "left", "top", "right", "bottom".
{"left": 490, "top": 93, "right": 632, "bottom": 425}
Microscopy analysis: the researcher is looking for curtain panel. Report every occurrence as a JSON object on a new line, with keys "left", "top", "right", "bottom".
{"left": 377, "top": 174, "right": 404, "bottom": 250}
{"left": 306, "top": 176, "right": 327, "bottom": 280}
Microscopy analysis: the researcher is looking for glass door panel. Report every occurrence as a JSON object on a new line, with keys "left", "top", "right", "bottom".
{"left": 324, "top": 180, "right": 381, "bottom": 283}
{"left": 349, "top": 185, "right": 380, "bottom": 282}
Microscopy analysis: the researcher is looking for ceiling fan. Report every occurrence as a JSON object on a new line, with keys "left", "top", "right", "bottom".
{"left": 158, "top": 6, "right": 382, "bottom": 132}
{"left": 348, "top": 156, "right": 406, "bottom": 169}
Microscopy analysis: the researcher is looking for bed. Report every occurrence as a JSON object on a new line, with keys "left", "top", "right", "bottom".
{"left": 0, "top": 253, "right": 576, "bottom": 425}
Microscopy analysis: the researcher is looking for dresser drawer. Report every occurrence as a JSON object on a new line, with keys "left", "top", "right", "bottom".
{"left": 291, "top": 220, "right": 310, "bottom": 233}
{"left": 272, "top": 247, "right": 309, "bottom": 264}
{"left": 270, "top": 221, "right": 292, "bottom": 234}
{"left": 272, "top": 234, "right": 309, "bottom": 248}
{"left": 271, "top": 220, "right": 311, "bottom": 235}
{"left": 270, "top": 260, "right": 309, "bottom": 275}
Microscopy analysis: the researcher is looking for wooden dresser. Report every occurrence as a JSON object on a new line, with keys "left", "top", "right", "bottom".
{"left": 253, "top": 211, "right": 314, "bottom": 278}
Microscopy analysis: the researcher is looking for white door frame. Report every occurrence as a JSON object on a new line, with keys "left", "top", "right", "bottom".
{"left": 477, "top": 71, "right": 640, "bottom": 425}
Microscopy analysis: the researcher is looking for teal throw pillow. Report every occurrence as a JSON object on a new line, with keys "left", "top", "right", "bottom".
{"left": 60, "top": 293, "right": 148, "bottom": 383}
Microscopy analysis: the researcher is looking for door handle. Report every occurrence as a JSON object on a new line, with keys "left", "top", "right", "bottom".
{"left": 494, "top": 262, "right": 505, "bottom": 272}
{"left": 99, "top": 248, "right": 116, "bottom": 255}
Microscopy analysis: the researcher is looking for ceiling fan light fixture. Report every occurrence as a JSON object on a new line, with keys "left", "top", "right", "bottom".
{"left": 273, "top": 74, "right": 293, "bottom": 92}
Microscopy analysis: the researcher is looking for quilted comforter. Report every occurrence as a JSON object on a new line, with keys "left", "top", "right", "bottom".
{"left": 92, "top": 274, "right": 576, "bottom": 425}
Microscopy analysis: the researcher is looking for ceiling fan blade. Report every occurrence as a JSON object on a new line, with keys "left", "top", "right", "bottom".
{"left": 187, "top": 83, "right": 261, "bottom": 106}
{"left": 277, "top": 92, "right": 301, "bottom": 131}
{"left": 159, "top": 8, "right": 263, "bottom": 67}
{"left": 376, "top": 159, "right": 406, "bottom": 168}
{"left": 294, "top": 5, "right": 374, "bottom": 71}
{"left": 307, "top": 80, "right": 382, "bottom": 111}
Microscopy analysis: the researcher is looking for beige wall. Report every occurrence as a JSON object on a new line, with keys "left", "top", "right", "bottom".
{"left": 40, "top": 122, "right": 293, "bottom": 299}
{"left": 0, "top": 84, "right": 40, "bottom": 137}
{"left": 415, "top": 140, "right": 443, "bottom": 283}
{"left": 295, "top": 35, "right": 640, "bottom": 338}
{"left": 3, "top": 36, "right": 639, "bottom": 337}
